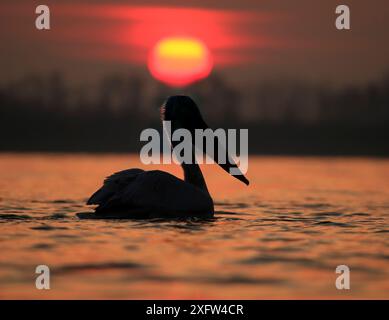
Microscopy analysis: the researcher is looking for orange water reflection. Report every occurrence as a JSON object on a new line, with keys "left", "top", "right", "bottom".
{"left": 0, "top": 154, "right": 388, "bottom": 299}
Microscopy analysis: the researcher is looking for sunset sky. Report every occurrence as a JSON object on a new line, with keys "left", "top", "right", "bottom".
{"left": 1, "top": 0, "right": 388, "bottom": 87}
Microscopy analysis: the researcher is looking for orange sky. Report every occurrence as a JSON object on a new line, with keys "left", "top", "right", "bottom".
{"left": 0, "top": 0, "right": 388, "bottom": 87}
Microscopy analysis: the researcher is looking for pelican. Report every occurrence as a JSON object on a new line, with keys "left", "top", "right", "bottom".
{"left": 81, "top": 95, "right": 249, "bottom": 219}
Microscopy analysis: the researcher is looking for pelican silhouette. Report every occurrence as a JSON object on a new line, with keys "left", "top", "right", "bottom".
{"left": 80, "top": 95, "right": 249, "bottom": 219}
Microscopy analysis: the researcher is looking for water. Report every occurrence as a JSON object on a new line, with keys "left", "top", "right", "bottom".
{"left": 0, "top": 153, "right": 388, "bottom": 299}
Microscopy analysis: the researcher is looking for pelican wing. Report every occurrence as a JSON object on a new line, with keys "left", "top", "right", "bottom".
{"left": 87, "top": 170, "right": 213, "bottom": 218}
{"left": 87, "top": 168, "right": 144, "bottom": 205}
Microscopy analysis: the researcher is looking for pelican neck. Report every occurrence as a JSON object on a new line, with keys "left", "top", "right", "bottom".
{"left": 181, "top": 162, "right": 210, "bottom": 195}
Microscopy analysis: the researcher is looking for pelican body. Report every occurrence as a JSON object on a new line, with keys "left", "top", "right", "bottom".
{"left": 83, "top": 95, "right": 249, "bottom": 219}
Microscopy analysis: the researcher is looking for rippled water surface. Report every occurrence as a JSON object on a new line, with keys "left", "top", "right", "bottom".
{"left": 0, "top": 153, "right": 388, "bottom": 299}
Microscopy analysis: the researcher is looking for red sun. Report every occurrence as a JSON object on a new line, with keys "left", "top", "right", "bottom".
{"left": 148, "top": 37, "right": 213, "bottom": 87}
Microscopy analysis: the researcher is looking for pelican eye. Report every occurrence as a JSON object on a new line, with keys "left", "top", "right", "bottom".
{"left": 160, "top": 106, "right": 166, "bottom": 120}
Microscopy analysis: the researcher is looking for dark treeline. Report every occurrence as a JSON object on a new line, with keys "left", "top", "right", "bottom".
{"left": 0, "top": 72, "right": 388, "bottom": 155}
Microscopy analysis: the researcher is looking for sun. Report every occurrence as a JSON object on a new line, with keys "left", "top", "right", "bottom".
{"left": 148, "top": 37, "right": 213, "bottom": 87}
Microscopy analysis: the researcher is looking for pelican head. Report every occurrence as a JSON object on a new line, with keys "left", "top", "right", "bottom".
{"left": 161, "top": 95, "right": 207, "bottom": 132}
{"left": 161, "top": 95, "right": 249, "bottom": 186}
